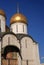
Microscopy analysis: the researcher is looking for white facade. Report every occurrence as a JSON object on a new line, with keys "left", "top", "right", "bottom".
{"left": 1, "top": 34, "right": 40, "bottom": 65}
{"left": 0, "top": 15, "right": 6, "bottom": 32}
{"left": 0, "top": 10, "right": 41, "bottom": 65}
{"left": 33, "top": 42, "right": 40, "bottom": 65}
{"left": 10, "top": 22, "right": 27, "bottom": 34}
{"left": 21, "top": 37, "right": 40, "bottom": 65}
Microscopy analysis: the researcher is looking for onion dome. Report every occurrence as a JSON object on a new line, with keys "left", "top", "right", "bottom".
{"left": 10, "top": 13, "right": 27, "bottom": 24}
{"left": 0, "top": 9, "right": 6, "bottom": 18}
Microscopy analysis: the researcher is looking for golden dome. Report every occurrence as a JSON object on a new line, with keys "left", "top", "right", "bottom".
{"left": 10, "top": 13, "right": 27, "bottom": 24}
{"left": 0, "top": 10, "right": 6, "bottom": 17}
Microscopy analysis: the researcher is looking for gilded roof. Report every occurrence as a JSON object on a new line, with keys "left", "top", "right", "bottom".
{"left": 10, "top": 13, "right": 27, "bottom": 24}
{"left": 0, "top": 10, "right": 6, "bottom": 17}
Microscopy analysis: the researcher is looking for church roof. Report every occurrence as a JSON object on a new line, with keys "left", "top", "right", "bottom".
{"left": 0, "top": 9, "right": 6, "bottom": 18}
{"left": 10, "top": 13, "right": 27, "bottom": 24}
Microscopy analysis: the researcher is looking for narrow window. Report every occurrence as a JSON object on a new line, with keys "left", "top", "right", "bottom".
{"left": 27, "top": 60, "right": 28, "bottom": 65}
{"left": 0, "top": 20, "right": 1, "bottom": 32}
{"left": 16, "top": 25, "right": 18, "bottom": 32}
{"left": 8, "top": 37, "right": 10, "bottom": 45}
{"left": 25, "top": 39, "right": 27, "bottom": 48}
{"left": 23, "top": 25, "right": 24, "bottom": 32}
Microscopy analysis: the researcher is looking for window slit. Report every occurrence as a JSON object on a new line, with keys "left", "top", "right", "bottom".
{"left": 8, "top": 37, "right": 10, "bottom": 45}
{"left": 16, "top": 25, "right": 18, "bottom": 32}
{"left": 0, "top": 19, "right": 1, "bottom": 32}
{"left": 23, "top": 25, "right": 24, "bottom": 32}
{"left": 25, "top": 39, "right": 27, "bottom": 48}
{"left": 27, "top": 60, "right": 28, "bottom": 65}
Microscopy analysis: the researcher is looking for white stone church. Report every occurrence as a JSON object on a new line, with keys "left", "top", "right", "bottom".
{"left": 0, "top": 9, "right": 43, "bottom": 65}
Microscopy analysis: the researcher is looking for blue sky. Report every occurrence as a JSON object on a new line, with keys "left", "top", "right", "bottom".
{"left": 0, "top": 0, "right": 44, "bottom": 63}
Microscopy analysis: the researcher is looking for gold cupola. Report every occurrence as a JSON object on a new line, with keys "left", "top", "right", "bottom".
{"left": 0, "top": 9, "right": 6, "bottom": 18}
{"left": 10, "top": 13, "right": 27, "bottom": 24}
{"left": 10, "top": 6, "right": 28, "bottom": 34}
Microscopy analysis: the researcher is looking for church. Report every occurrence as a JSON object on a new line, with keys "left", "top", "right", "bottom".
{"left": 0, "top": 9, "right": 41, "bottom": 65}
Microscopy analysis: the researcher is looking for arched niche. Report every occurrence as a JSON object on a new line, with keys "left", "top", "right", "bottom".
{"left": 2, "top": 33, "right": 20, "bottom": 50}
